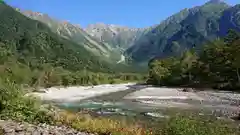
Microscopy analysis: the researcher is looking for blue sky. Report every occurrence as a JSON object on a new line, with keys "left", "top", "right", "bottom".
{"left": 5, "top": 0, "right": 239, "bottom": 28}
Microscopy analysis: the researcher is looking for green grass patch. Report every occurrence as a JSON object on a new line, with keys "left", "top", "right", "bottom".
{"left": 161, "top": 115, "right": 238, "bottom": 135}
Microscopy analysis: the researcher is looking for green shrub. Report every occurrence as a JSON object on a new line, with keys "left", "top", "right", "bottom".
{"left": 161, "top": 115, "right": 237, "bottom": 135}
{"left": 0, "top": 78, "right": 54, "bottom": 124}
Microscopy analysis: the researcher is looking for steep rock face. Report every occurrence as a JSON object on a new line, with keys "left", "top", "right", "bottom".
{"left": 125, "top": 8, "right": 192, "bottom": 62}
{"left": 126, "top": 1, "right": 230, "bottom": 62}
{"left": 85, "top": 23, "right": 149, "bottom": 51}
{"left": 219, "top": 4, "right": 240, "bottom": 36}
{"left": 20, "top": 11, "right": 112, "bottom": 58}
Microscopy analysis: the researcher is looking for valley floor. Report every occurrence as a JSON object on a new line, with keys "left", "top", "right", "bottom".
{"left": 29, "top": 84, "right": 240, "bottom": 118}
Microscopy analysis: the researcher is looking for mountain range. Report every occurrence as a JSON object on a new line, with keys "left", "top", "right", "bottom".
{"left": 0, "top": 3, "right": 112, "bottom": 72}
{"left": 126, "top": 0, "right": 240, "bottom": 63}
{"left": 1, "top": 2, "right": 147, "bottom": 74}
{"left": 6, "top": 0, "right": 240, "bottom": 66}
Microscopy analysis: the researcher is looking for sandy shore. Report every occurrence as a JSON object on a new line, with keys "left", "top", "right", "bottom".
{"left": 28, "top": 83, "right": 136, "bottom": 102}
{"left": 125, "top": 87, "right": 240, "bottom": 113}
{"left": 125, "top": 87, "right": 205, "bottom": 100}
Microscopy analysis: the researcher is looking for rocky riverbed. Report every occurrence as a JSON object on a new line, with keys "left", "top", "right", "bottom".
{"left": 29, "top": 84, "right": 240, "bottom": 120}
{"left": 0, "top": 120, "right": 95, "bottom": 135}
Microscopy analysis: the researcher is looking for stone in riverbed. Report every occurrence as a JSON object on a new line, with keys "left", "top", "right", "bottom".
{"left": 15, "top": 124, "right": 24, "bottom": 132}
{"left": 234, "top": 113, "right": 240, "bottom": 120}
{"left": 230, "top": 113, "right": 240, "bottom": 121}
{"left": 182, "top": 88, "right": 195, "bottom": 92}
{"left": 145, "top": 112, "right": 169, "bottom": 118}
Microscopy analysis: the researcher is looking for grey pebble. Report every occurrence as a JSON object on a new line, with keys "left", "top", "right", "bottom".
{"left": 0, "top": 120, "right": 95, "bottom": 135}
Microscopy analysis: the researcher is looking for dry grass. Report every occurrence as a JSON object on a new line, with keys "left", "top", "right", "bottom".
{"left": 51, "top": 110, "right": 239, "bottom": 135}
{"left": 0, "top": 127, "right": 4, "bottom": 135}
{"left": 54, "top": 111, "right": 154, "bottom": 135}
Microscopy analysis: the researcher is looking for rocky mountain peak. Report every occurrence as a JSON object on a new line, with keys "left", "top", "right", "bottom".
{"left": 205, "top": 0, "right": 227, "bottom": 5}
{"left": 208, "top": 0, "right": 223, "bottom": 3}
{"left": 21, "top": 10, "right": 46, "bottom": 18}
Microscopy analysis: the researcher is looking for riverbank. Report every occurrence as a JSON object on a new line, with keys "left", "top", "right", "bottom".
{"left": 2, "top": 80, "right": 240, "bottom": 135}
{"left": 27, "top": 83, "right": 138, "bottom": 102}
{"left": 28, "top": 83, "right": 240, "bottom": 119}
{"left": 28, "top": 84, "right": 204, "bottom": 103}
{"left": 125, "top": 87, "right": 240, "bottom": 108}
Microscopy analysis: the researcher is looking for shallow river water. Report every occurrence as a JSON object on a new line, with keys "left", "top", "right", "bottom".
{"left": 55, "top": 85, "right": 240, "bottom": 121}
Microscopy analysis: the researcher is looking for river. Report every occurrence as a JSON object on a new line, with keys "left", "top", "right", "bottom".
{"left": 44, "top": 84, "right": 240, "bottom": 121}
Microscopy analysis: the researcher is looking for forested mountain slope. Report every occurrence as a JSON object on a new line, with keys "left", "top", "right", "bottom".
{"left": 0, "top": 3, "right": 115, "bottom": 72}
{"left": 147, "top": 30, "right": 240, "bottom": 90}
{"left": 126, "top": 1, "right": 239, "bottom": 63}
{"left": 5, "top": 0, "right": 240, "bottom": 69}
{"left": 19, "top": 9, "right": 152, "bottom": 63}
{"left": 20, "top": 10, "right": 113, "bottom": 59}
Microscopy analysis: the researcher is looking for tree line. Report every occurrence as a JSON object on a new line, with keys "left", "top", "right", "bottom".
{"left": 147, "top": 30, "right": 240, "bottom": 91}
